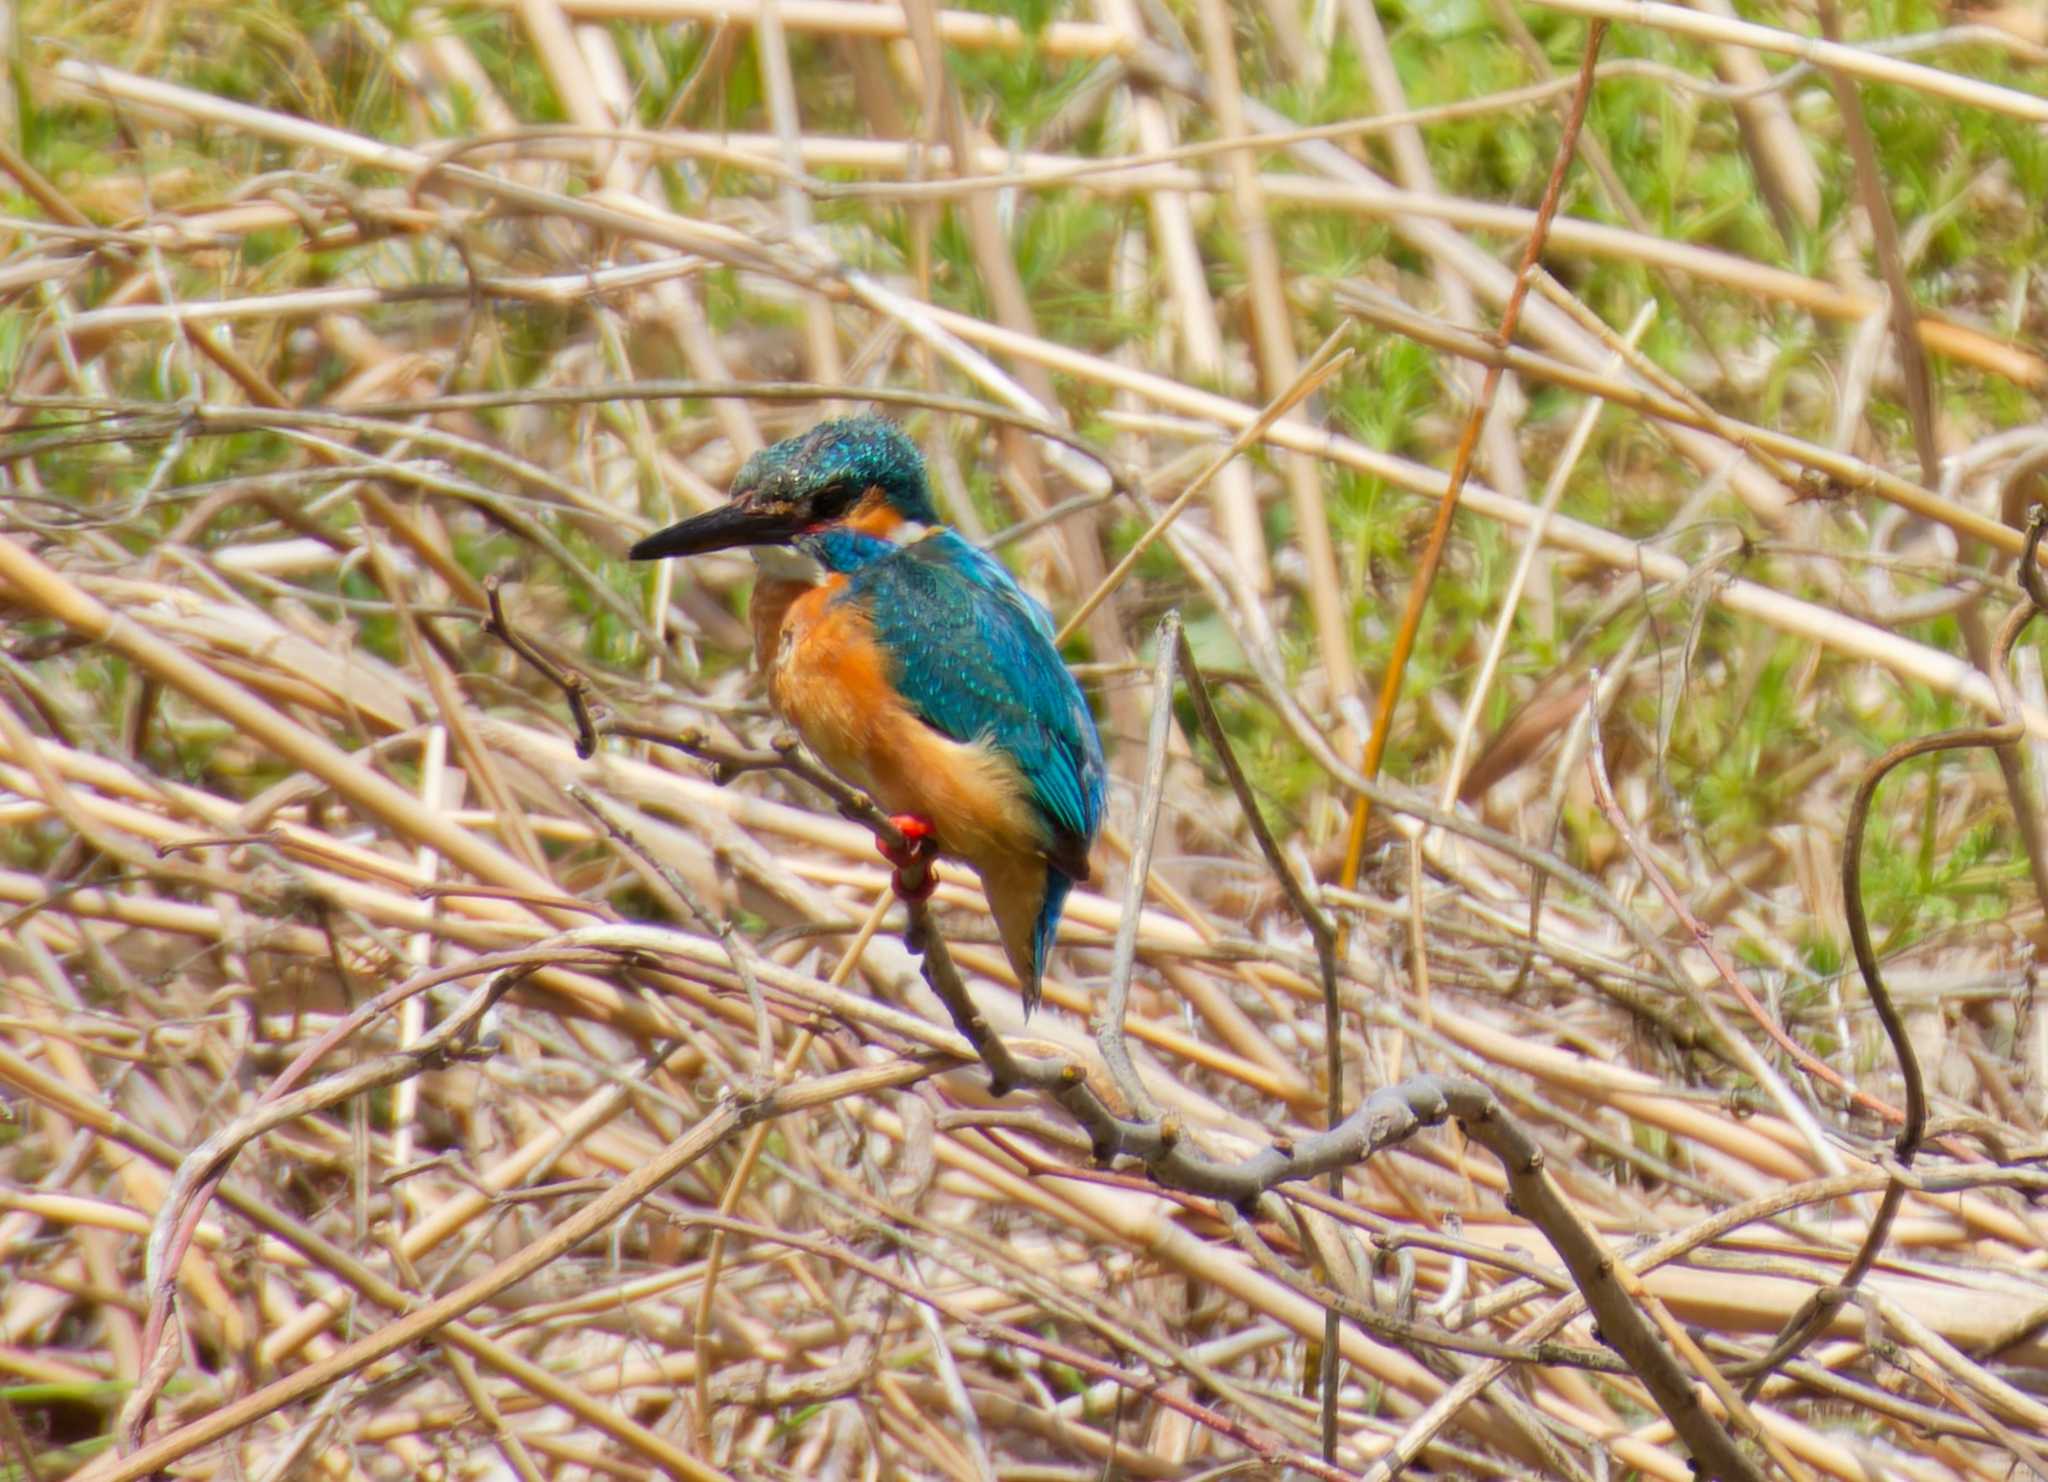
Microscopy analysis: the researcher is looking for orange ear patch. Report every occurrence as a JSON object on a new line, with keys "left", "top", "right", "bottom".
{"left": 844, "top": 489, "right": 904, "bottom": 539}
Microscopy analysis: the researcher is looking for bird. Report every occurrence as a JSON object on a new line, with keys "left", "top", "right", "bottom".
{"left": 631, "top": 414, "right": 1106, "bottom": 1016}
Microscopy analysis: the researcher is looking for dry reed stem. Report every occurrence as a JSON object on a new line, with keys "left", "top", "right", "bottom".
{"left": 1528, "top": 0, "right": 2048, "bottom": 121}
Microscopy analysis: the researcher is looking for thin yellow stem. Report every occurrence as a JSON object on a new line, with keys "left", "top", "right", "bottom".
{"left": 1336, "top": 21, "right": 1609, "bottom": 892}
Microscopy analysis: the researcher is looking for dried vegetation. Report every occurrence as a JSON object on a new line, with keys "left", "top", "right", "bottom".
{"left": 4, "top": 1, "right": 2048, "bottom": 1479}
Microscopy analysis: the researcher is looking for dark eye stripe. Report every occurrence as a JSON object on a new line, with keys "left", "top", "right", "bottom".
{"left": 815, "top": 481, "right": 861, "bottom": 516}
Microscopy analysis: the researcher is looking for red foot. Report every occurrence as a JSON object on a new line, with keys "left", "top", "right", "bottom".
{"left": 879, "top": 814, "right": 939, "bottom": 901}
{"left": 877, "top": 814, "right": 934, "bottom": 869}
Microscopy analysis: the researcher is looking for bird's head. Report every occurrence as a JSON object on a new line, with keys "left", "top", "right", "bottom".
{"left": 630, "top": 415, "right": 937, "bottom": 563}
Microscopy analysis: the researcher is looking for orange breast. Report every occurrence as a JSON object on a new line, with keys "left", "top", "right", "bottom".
{"left": 764, "top": 579, "right": 897, "bottom": 794}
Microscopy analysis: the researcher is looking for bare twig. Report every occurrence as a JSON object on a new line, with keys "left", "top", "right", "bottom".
{"left": 484, "top": 578, "right": 908, "bottom": 847}
{"left": 1437, "top": 1090, "right": 1765, "bottom": 1482}
{"left": 1174, "top": 626, "right": 1347, "bottom": 1443}
{"left": 568, "top": 782, "right": 772, "bottom": 1075}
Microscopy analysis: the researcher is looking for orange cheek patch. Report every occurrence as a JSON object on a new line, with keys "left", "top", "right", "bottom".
{"left": 844, "top": 490, "right": 903, "bottom": 539}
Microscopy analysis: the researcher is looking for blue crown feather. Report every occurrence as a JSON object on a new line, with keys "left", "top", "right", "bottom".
{"left": 740, "top": 414, "right": 939, "bottom": 525}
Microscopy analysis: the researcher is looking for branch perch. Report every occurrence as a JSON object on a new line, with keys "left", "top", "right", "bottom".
{"left": 481, "top": 583, "right": 1763, "bottom": 1477}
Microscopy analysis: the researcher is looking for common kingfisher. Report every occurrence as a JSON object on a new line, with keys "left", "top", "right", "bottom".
{"left": 632, "top": 415, "right": 1107, "bottom": 1016}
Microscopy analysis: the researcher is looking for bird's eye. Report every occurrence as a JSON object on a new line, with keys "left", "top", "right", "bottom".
{"left": 815, "top": 480, "right": 858, "bottom": 515}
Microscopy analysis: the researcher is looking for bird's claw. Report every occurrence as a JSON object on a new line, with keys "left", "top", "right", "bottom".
{"left": 879, "top": 814, "right": 939, "bottom": 901}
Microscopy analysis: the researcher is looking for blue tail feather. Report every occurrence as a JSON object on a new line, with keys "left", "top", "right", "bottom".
{"left": 1025, "top": 868, "right": 1078, "bottom": 1018}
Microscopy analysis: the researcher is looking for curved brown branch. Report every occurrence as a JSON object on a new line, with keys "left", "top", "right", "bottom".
{"left": 1739, "top": 514, "right": 2048, "bottom": 1398}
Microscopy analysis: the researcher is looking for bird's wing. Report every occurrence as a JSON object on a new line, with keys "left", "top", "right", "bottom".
{"left": 845, "top": 533, "right": 1104, "bottom": 877}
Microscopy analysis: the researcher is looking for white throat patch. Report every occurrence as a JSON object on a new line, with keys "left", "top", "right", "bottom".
{"left": 752, "top": 545, "right": 826, "bottom": 583}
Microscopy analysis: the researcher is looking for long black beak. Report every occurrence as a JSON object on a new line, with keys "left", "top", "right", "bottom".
{"left": 629, "top": 501, "right": 805, "bottom": 561}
